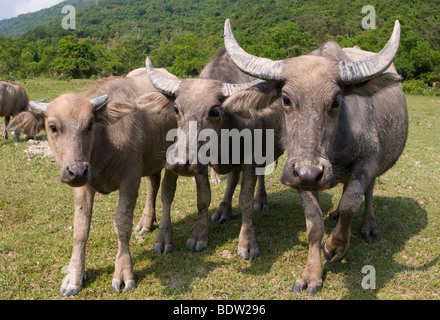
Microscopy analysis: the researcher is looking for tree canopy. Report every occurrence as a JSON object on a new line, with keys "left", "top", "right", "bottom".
{"left": 0, "top": 0, "right": 439, "bottom": 91}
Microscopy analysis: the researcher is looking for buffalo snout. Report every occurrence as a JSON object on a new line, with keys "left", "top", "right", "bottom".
{"left": 166, "top": 160, "right": 208, "bottom": 177}
{"left": 281, "top": 158, "right": 332, "bottom": 190}
{"left": 61, "top": 163, "right": 90, "bottom": 187}
{"left": 293, "top": 165, "right": 324, "bottom": 187}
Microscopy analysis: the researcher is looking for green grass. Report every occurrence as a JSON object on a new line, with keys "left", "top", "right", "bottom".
{"left": 0, "top": 79, "right": 439, "bottom": 300}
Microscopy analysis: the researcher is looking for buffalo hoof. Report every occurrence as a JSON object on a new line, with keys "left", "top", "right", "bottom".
{"left": 59, "top": 284, "right": 81, "bottom": 297}
{"left": 237, "top": 247, "right": 260, "bottom": 260}
{"left": 211, "top": 212, "right": 230, "bottom": 224}
{"left": 112, "top": 278, "right": 136, "bottom": 293}
{"left": 253, "top": 204, "right": 269, "bottom": 211}
{"left": 59, "top": 268, "right": 85, "bottom": 296}
{"left": 154, "top": 242, "right": 172, "bottom": 255}
{"left": 361, "top": 230, "right": 382, "bottom": 243}
{"left": 323, "top": 239, "right": 349, "bottom": 262}
{"left": 329, "top": 210, "right": 339, "bottom": 221}
{"left": 292, "top": 280, "right": 322, "bottom": 295}
{"left": 211, "top": 202, "right": 231, "bottom": 224}
{"left": 186, "top": 238, "right": 208, "bottom": 252}
{"left": 134, "top": 225, "right": 152, "bottom": 235}
{"left": 211, "top": 177, "right": 222, "bottom": 184}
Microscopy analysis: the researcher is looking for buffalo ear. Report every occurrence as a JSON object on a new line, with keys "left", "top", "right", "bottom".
{"left": 342, "top": 72, "right": 403, "bottom": 97}
{"left": 7, "top": 111, "right": 45, "bottom": 137}
{"left": 136, "top": 92, "right": 174, "bottom": 114}
{"left": 93, "top": 101, "right": 137, "bottom": 125}
{"left": 223, "top": 81, "right": 282, "bottom": 119}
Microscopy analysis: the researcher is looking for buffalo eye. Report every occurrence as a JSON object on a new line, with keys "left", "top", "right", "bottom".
{"left": 330, "top": 97, "right": 342, "bottom": 111}
{"left": 173, "top": 106, "right": 180, "bottom": 115}
{"left": 208, "top": 108, "right": 221, "bottom": 117}
{"left": 87, "top": 121, "right": 94, "bottom": 133}
{"left": 282, "top": 95, "right": 292, "bottom": 107}
{"left": 48, "top": 124, "right": 57, "bottom": 133}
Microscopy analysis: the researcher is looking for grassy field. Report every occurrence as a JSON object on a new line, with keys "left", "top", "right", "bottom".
{"left": 0, "top": 78, "right": 439, "bottom": 300}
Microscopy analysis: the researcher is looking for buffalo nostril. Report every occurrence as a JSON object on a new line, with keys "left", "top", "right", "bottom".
{"left": 83, "top": 166, "right": 89, "bottom": 179}
{"left": 293, "top": 165, "right": 324, "bottom": 185}
{"left": 67, "top": 164, "right": 89, "bottom": 180}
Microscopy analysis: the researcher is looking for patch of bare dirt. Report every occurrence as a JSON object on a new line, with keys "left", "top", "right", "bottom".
{"left": 24, "top": 139, "right": 52, "bottom": 159}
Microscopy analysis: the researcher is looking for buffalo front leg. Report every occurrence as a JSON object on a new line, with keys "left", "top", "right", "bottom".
{"left": 237, "top": 165, "right": 259, "bottom": 260}
{"left": 324, "top": 167, "right": 373, "bottom": 262}
{"left": 134, "top": 172, "right": 161, "bottom": 235}
{"left": 111, "top": 179, "right": 140, "bottom": 293}
{"left": 186, "top": 173, "right": 210, "bottom": 252}
{"left": 154, "top": 170, "right": 177, "bottom": 254}
{"left": 59, "top": 186, "right": 95, "bottom": 296}
{"left": 211, "top": 169, "right": 240, "bottom": 223}
{"left": 360, "top": 179, "right": 381, "bottom": 242}
{"left": 294, "top": 191, "right": 324, "bottom": 295}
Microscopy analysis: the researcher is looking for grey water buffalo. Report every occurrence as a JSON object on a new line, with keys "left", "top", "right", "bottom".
{"left": 0, "top": 80, "right": 30, "bottom": 141}
{"left": 144, "top": 53, "right": 284, "bottom": 259}
{"left": 200, "top": 50, "right": 275, "bottom": 211}
{"left": 7, "top": 72, "right": 178, "bottom": 295}
{"left": 224, "top": 19, "right": 408, "bottom": 294}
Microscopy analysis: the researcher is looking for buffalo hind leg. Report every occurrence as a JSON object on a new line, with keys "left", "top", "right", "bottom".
{"left": 237, "top": 165, "right": 259, "bottom": 260}
{"left": 294, "top": 191, "right": 324, "bottom": 295}
{"left": 134, "top": 172, "right": 161, "bottom": 235}
{"left": 60, "top": 186, "right": 95, "bottom": 296}
{"left": 211, "top": 169, "right": 240, "bottom": 223}
{"left": 3, "top": 116, "right": 9, "bottom": 140}
{"left": 154, "top": 170, "right": 177, "bottom": 254}
{"left": 329, "top": 184, "right": 347, "bottom": 221}
{"left": 254, "top": 174, "right": 269, "bottom": 211}
{"left": 210, "top": 168, "right": 222, "bottom": 184}
{"left": 361, "top": 179, "right": 381, "bottom": 242}
{"left": 186, "top": 173, "right": 211, "bottom": 252}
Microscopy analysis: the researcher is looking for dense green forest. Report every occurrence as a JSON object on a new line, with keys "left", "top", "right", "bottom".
{"left": 0, "top": 0, "right": 100, "bottom": 38}
{"left": 0, "top": 0, "right": 439, "bottom": 94}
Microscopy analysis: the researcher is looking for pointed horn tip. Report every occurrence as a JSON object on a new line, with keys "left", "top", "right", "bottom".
{"left": 224, "top": 18, "right": 233, "bottom": 36}
{"left": 145, "top": 56, "right": 152, "bottom": 67}
{"left": 29, "top": 101, "right": 49, "bottom": 112}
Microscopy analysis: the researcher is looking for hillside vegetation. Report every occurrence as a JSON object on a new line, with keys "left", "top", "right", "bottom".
{"left": 0, "top": 0, "right": 99, "bottom": 38}
{"left": 0, "top": 0, "right": 439, "bottom": 93}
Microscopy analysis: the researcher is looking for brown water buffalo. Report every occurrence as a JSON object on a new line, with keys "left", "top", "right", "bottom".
{"left": 224, "top": 19, "right": 408, "bottom": 294}
{"left": 144, "top": 55, "right": 284, "bottom": 259}
{"left": 0, "top": 80, "right": 30, "bottom": 141}
{"left": 7, "top": 73, "right": 178, "bottom": 296}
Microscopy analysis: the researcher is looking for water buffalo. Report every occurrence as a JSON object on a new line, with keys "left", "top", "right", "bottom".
{"left": 0, "top": 80, "right": 30, "bottom": 141}
{"left": 7, "top": 71, "right": 179, "bottom": 296}
{"left": 224, "top": 19, "right": 408, "bottom": 294}
{"left": 144, "top": 54, "right": 284, "bottom": 259}
{"left": 200, "top": 50, "right": 275, "bottom": 211}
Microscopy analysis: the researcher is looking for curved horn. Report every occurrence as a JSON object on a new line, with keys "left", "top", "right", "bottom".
{"left": 221, "top": 79, "right": 264, "bottom": 97}
{"left": 29, "top": 101, "right": 49, "bottom": 113}
{"left": 90, "top": 95, "right": 108, "bottom": 110}
{"left": 145, "top": 57, "right": 181, "bottom": 96}
{"left": 339, "top": 20, "right": 401, "bottom": 84}
{"left": 224, "top": 19, "right": 284, "bottom": 81}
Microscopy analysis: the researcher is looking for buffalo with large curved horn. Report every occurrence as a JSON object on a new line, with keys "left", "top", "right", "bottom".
{"left": 224, "top": 18, "right": 407, "bottom": 295}
{"left": 224, "top": 18, "right": 400, "bottom": 84}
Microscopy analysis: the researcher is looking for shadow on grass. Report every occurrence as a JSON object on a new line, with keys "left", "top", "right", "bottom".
{"left": 125, "top": 184, "right": 335, "bottom": 297}
{"left": 322, "top": 195, "right": 433, "bottom": 299}
{"left": 80, "top": 183, "right": 430, "bottom": 299}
